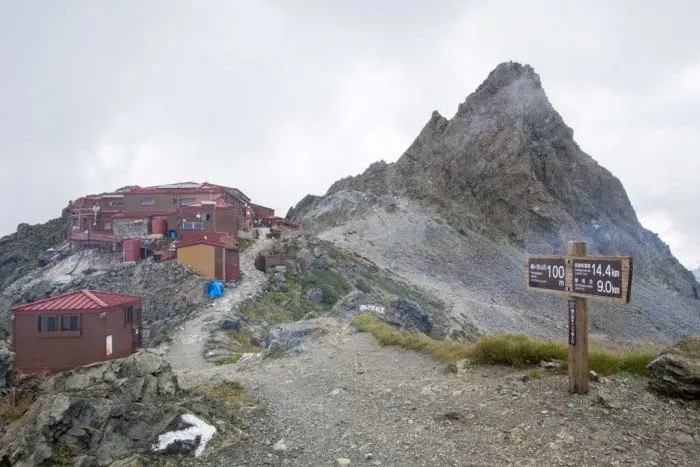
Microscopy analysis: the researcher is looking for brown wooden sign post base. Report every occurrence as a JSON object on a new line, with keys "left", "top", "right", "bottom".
{"left": 567, "top": 241, "right": 589, "bottom": 394}
{"left": 525, "top": 242, "right": 633, "bottom": 395}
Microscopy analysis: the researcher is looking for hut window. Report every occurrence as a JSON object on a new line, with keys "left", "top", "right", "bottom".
{"left": 205, "top": 213, "right": 211, "bottom": 221}
{"left": 61, "top": 315, "right": 80, "bottom": 331}
{"left": 104, "top": 221, "right": 112, "bottom": 230}
{"left": 182, "top": 221, "right": 204, "bottom": 230}
{"left": 125, "top": 306, "right": 134, "bottom": 324}
{"left": 140, "top": 197, "right": 155, "bottom": 206}
{"left": 38, "top": 315, "right": 58, "bottom": 332}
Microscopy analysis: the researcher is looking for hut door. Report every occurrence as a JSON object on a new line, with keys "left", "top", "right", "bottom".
{"left": 225, "top": 249, "right": 240, "bottom": 281}
{"left": 214, "top": 247, "right": 224, "bottom": 280}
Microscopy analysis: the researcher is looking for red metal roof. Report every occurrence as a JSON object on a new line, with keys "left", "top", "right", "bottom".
{"left": 11, "top": 290, "right": 141, "bottom": 313}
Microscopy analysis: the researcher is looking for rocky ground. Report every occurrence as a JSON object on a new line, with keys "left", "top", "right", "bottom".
{"left": 164, "top": 238, "right": 272, "bottom": 387}
{"left": 182, "top": 326, "right": 698, "bottom": 466}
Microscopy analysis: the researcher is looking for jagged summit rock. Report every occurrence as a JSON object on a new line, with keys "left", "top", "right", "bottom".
{"left": 292, "top": 61, "right": 697, "bottom": 301}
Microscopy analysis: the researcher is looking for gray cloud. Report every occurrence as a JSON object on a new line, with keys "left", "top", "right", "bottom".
{"left": 1, "top": 0, "right": 698, "bottom": 268}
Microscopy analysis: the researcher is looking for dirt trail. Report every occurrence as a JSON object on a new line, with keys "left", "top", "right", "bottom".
{"left": 208, "top": 329, "right": 699, "bottom": 466}
{"left": 164, "top": 238, "right": 271, "bottom": 373}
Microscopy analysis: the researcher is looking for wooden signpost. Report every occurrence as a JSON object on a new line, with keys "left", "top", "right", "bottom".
{"left": 525, "top": 241, "right": 633, "bottom": 394}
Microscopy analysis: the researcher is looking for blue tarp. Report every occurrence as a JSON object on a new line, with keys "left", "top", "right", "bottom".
{"left": 207, "top": 280, "right": 225, "bottom": 299}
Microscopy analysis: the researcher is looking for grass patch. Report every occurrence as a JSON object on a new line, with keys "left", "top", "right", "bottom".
{"left": 352, "top": 314, "right": 471, "bottom": 362}
{"left": 445, "top": 363, "right": 458, "bottom": 374}
{"left": 206, "top": 381, "right": 252, "bottom": 405}
{"left": 213, "top": 354, "right": 242, "bottom": 365}
{"left": 242, "top": 267, "right": 350, "bottom": 324}
{"left": 0, "top": 388, "right": 33, "bottom": 421}
{"left": 352, "top": 314, "right": 655, "bottom": 377}
{"left": 298, "top": 267, "right": 350, "bottom": 308}
{"left": 589, "top": 348, "right": 655, "bottom": 376}
{"left": 524, "top": 368, "right": 542, "bottom": 381}
{"left": 471, "top": 334, "right": 567, "bottom": 366}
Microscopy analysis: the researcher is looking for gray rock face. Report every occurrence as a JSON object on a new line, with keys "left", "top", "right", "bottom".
{"left": 0, "top": 341, "right": 13, "bottom": 388}
{"left": 220, "top": 314, "right": 246, "bottom": 331}
{"left": 648, "top": 336, "right": 700, "bottom": 399}
{"left": 387, "top": 298, "right": 433, "bottom": 335}
{"left": 0, "top": 350, "right": 226, "bottom": 465}
{"left": 267, "top": 322, "right": 325, "bottom": 352}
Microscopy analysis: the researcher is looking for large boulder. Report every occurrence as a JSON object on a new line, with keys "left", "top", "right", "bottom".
{"left": 0, "top": 350, "right": 233, "bottom": 465}
{"left": 648, "top": 336, "right": 700, "bottom": 399}
{"left": 386, "top": 297, "right": 434, "bottom": 335}
{"left": 267, "top": 322, "right": 326, "bottom": 353}
{"left": 219, "top": 314, "right": 246, "bottom": 331}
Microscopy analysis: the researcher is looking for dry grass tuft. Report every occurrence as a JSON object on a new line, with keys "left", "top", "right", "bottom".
{"left": 206, "top": 381, "right": 253, "bottom": 406}
{"left": 352, "top": 314, "right": 655, "bottom": 377}
{"left": 0, "top": 388, "right": 33, "bottom": 421}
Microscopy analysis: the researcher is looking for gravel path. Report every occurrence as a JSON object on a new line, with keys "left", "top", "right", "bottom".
{"left": 164, "top": 238, "right": 271, "bottom": 374}
{"left": 209, "top": 328, "right": 699, "bottom": 466}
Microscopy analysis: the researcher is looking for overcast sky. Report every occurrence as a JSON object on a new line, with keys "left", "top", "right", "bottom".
{"left": 1, "top": 1, "right": 698, "bottom": 269}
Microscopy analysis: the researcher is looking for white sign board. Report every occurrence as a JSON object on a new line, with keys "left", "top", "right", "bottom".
{"left": 106, "top": 335, "right": 113, "bottom": 355}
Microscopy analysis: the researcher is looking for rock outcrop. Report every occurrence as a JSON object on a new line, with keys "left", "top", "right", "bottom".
{"left": 267, "top": 322, "right": 327, "bottom": 353}
{"left": 386, "top": 298, "right": 434, "bottom": 335}
{"left": 0, "top": 341, "right": 12, "bottom": 389}
{"left": 0, "top": 350, "right": 239, "bottom": 465}
{"left": 648, "top": 336, "right": 700, "bottom": 399}
{"left": 0, "top": 217, "right": 68, "bottom": 292}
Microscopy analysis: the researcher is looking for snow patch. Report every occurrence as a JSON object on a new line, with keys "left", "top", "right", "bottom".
{"left": 151, "top": 413, "right": 217, "bottom": 458}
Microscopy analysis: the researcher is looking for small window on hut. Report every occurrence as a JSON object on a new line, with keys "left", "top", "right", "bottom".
{"left": 140, "top": 197, "right": 155, "bottom": 206}
{"left": 61, "top": 315, "right": 80, "bottom": 331}
{"left": 38, "top": 315, "right": 58, "bottom": 332}
{"left": 205, "top": 213, "right": 211, "bottom": 221}
{"left": 125, "top": 306, "right": 134, "bottom": 324}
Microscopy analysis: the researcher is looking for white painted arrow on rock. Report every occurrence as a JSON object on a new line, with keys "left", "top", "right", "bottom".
{"left": 152, "top": 413, "right": 217, "bottom": 458}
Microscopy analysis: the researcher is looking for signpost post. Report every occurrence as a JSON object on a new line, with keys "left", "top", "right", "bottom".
{"left": 525, "top": 241, "right": 633, "bottom": 394}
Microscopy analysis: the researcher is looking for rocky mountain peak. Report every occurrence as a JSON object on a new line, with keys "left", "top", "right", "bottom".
{"left": 291, "top": 62, "right": 699, "bottom": 300}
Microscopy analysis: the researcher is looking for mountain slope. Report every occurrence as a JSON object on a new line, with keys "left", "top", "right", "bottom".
{"left": 0, "top": 217, "right": 68, "bottom": 290}
{"left": 288, "top": 62, "right": 699, "bottom": 342}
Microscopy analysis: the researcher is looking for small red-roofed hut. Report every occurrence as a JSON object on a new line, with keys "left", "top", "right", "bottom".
{"left": 10, "top": 290, "right": 143, "bottom": 374}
